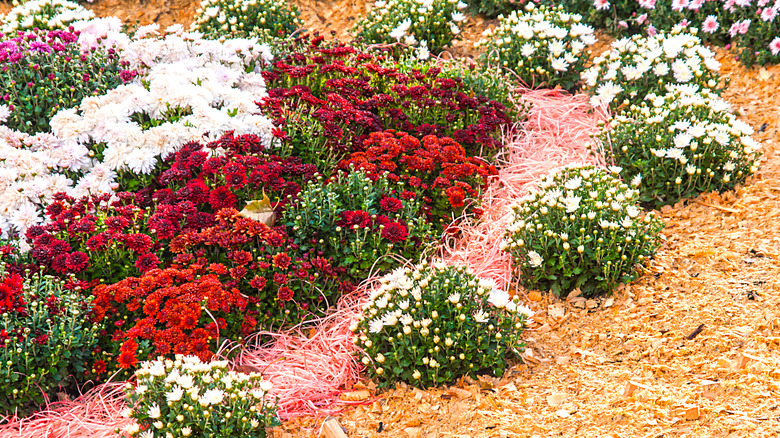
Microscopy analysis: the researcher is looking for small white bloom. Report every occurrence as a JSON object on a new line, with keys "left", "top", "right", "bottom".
{"left": 527, "top": 250, "right": 543, "bottom": 267}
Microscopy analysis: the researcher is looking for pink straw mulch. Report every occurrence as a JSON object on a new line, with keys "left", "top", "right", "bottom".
{"left": 228, "top": 289, "right": 372, "bottom": 420}
{"left": 0, "top": 383, "right": 133, "bottom": 438}
{"left": 441, "top": 88, "right": 609, "bottom": 291}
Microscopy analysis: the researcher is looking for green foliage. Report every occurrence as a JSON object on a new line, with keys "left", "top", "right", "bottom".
{"left": 0, "top": 266, "right": 100, "bottom": 417}
{"left": 503, "top": 165, "right": 664, "bottom": 297}
{"left": 125, "top": 355, "right": 280, "bottom": 438}
{"left": 354, "top": 262, "right": 530, "bottom": 387}
{"left": 603, "top": 85, "right": 761, "bottom": 208}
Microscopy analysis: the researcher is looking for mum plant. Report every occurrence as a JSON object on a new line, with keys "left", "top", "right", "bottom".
{"left": 503, "top": 165, "right": 664, "bottom": 297}
{"left": 338, "top": 130, "right": 497, "bottom": 234}
{"left": 353, "top": 0, "right": 469, "bottom": 55}
{"left": 125, "top": 355, "right": 279, "bottom": 438}
{"left": 0, "top": 29, "right": 130, "bottom": 134}
{"left": 283, "top": 170, "right": 434, "bottom": 281}
{"left": 190, "top": 0, "right": 303, "bottom": 40}
{"left": 0, "top": 0, "right": 94, "bottom": 33}
{"left": 354, "top": 262, "right": 532, "bottom": 387}
{"left": 581, "top": 27, "right": 722, "bottom": 110}
{"left": 0, "top": 262, "right": 100, "bottom": 416}
{"left": 476, "top": 4, "right": 596, "bottom": 90}
{"left": 602, "top": 85, "right": 761, "bottom": 207}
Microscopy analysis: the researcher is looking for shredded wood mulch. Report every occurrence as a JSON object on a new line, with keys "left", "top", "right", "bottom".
{"left": 3, "top": 1, "right": 779, "bottom": 436}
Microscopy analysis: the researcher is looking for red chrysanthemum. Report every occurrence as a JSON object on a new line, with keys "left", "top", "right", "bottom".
{"left": 134, "top": 253, "right": 160, "bottom": 273}
{"left": 381, "top": 221, "right": 409, "bottom": 243}
{"left": 208, "top": 186, "right": 237, "bottom": 211}
{"left": 117, "top": 350, "right": 138, "bottom": 369}
{"left": 250, "top": 275, "right": 267, "bottom": 290}
{"left": 272, "top": 252, "right": 291, "bottom": 270}
{"left": 65, "top": 251, "right": 90, "bottom": 272}
{"left": 277, "top": 286, "right": 294, "bottom": 301}
{"left": 380, "top": 196, "right": 404, "bottom": 213}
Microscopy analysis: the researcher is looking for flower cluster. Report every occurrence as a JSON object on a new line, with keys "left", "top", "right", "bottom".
{"left": 582, "top": 27, "right": 722, "bottom": 109}
{"left": 1, "top": 264, "right": 100, "bottom": 416}
{"left": 476, "top": 4, "right": 596, "bottom": 90}
{"left": 283, "top": 170, "right": 434, "bottom": 281}
{"left": 602, "top": 85, "right": 761, "bottom": 207}
{"left": 466, "top": 0, "right": 537, "bottom": 18}
{"left": 354, "top": 262, "right": 531, "bottom": 387}
{"left": 543, "top": 0, "right": 644, "bottom": 33}
{"left": 353, "top": 0, "right": 469, "bottom": 55}
{"left": 261, "top": 38, "right": 513, "bottom": 173}
{"left": 338, "top": 131, "right": 496, "bottom": 233}
{"left": 190, "top": 0, "right": 303, "bottom": 41}
{"left": 0, "top": 29, "right": 130, "bottom": 134}
{"left": 124, "top": 355, "right": 279, "bottom": 438}
{"left": 718, "top": 0, "right": 780, "bottom": 66}
{"left": 89, "top": 265, "right": 261, "bottom": 377}
{"left": 0, "top": 0, "right": 94, "bottom": 33}
{"left": 503, "top": 165, "right": 664, "bottom": 297}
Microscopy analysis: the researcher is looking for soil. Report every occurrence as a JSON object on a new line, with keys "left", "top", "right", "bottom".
{"left": 3, "top": 0, "right": 780, "bottom": 436}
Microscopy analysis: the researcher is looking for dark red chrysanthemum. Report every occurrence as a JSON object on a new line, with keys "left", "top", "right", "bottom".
{"left": 277, "top": 286, "right": 294, "bottom": 301}
{"left": 380, "top": 196, "right": 404, "bottom": 213}
{"left": 65, "top": 252, "right": 90, "bottom": 272}
{"left": 272, "top": 252, "right": 291, "bottom": 270}
{"left": 381, "top": 221, "right": 408, "bottom": 243}
{"left": 208, "top": 186, "right": 237, "bottom": 211}
{"left": 134, "top": 253, "right": 160, "bottom": 273}
{"left": 123, "top": 233, "right": 152, "bottom": 252}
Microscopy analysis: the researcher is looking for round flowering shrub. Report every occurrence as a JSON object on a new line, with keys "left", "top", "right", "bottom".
{"left": 476, "top": 4, "right": 596, "bottom": 90}
{"left": 190, "top": 0, "right": 303, "bottom": 40}
{"left": 0, "top": 29, "right": 131, "bottom": 134}
{"left": 0, "top": 264, "right": 100, "bottom": 416}
{"left": 124, "top": 355, "right": 279, "bottom": 438}
{"left": 353, "top": 0, "right": 469, "bottom": 55}
{"left": 581, "top": 27, "right": 723, "bottom": 110}
{"left": 467, "top": 0, "right": 535, "bottom": 18}
{"left": 602, "top": 85, "right": 761, "bottom": 208}
{"left": 0, "top": 0, "right": 94, "bottom": 33}
{"left": 283, "top": 170, "right": 434, "bottom": 281}
{"left": 503, "top": 165, "right": 664, "bottom": 297}
{"left": 262, "top": 38, "right": 514, "bottom": 174}
{"left": 89, "top": 265, "right": 262, "bottom": 378}
{"left": 354, "top": 262, "right": 532, "bottom": 387}
{"left": 541, "top": 0, "right": 643, "bottom": 32}
{"left": 338, "top": 131, "right": 497, "bottom": 234}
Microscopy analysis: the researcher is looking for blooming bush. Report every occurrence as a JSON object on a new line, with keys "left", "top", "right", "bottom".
{"left": 602, "top": 85, "right": 761, "bottom": 207}
{"left": 476, "top": 4, "right": 596, "bottom": 90}
{"left": 582, "top": 27, "right": 723, "bottom": 109}
{"left": 503, "top": 165, "right": 664, "bottom": 297}
{"left": 262, "top": 38, "right": 513, "bottom": 175}
{"left": 125, "top": 355, "right": 279, "bottom": 438}
{"left": 89, "top": 265, "right": 262, "bottom": 377}
{"left": 724, "top": 0, "right": 780, "bottom": 66}
{"left": 0, "top": 0, "right": 94, "bottom": 33}
{"left": 466, "top": 0, "right": 535, "bottom": 18}
{"left": 190, "top": 0, "right": 303, "bottom": 40}
{"left": 353, "top": 0, "right": 469, "bottom": 55}
{"left": 354, "top": 262, "right": 531, "bottom": 387}
{"left": 0, "top": 29, "right": 130, "bottom": 134}
{"left": 541, "top": 0, "right": 643, "bottom": 32}
{"left": 283, "top": 170, "right": 434, "bottom": 281}
{"left": 338, "top": 130, "right": 496, "bottom": 233}
{"left": 0, "top": 263, "right": 100, "bottom": 416}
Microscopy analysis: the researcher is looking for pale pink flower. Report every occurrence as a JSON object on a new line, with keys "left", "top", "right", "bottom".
{"left": 735, "top": 0, "right": 752, "bottom": 6}
{"left": 758, "top": 0, "right": 769, "bottom": 6}
{"left": 770, "top": 36, "right": 780, "bottom": 55}
{"left": 618, "top": 20, "right": 628, "bottom": 28}
{"left": 639, "top": 0, "right": 656, "bottom": 8}
{"left": 637, "top": 13, "right": 648, "bottom": 25}
{"left": 647, "top": 24, "right": 657, "bottom": 36}
{"left": 689, "top": 0, "right": 704, "bottom": 8}
{"left": 703, "top": 15, "right": 720, "bottom": 33}
{"left": 671, "top": 0, "right": 689, "bottom": 11}
{"left": 738, "top": 19, "right": 751, "bottom": 34}
{"left": 723, "top": 0, "right": 736, "bottom": 12}
{"left": 729, "top": 22, "right": 740, "bottom": 37}
{"left": 761, "top": 6, "right": 777, "bottom": 21}
{"left": 594, "top": 0, "right": 611, "bottom": 10}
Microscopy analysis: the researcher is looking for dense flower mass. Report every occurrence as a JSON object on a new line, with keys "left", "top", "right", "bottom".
{"left": 125, "top": 355, "right": 279, "bottom": 438}
{"left": 261, "top": 37, "right": 514, "bottom": 173}
{"left": 582, "top": 27, "right": 722, "bottom": 109}
{"left": 602, "top": 85, "right": 761, "bottom": 207}
{"left": 354, "top": 262, "right": 532, "bottom": 387}
{"left": 476, "top": 4, "right": 596, "bottom": 90}
{"left": 353, "top": 0, "right": 469, "bottom": 55}
{"left": 0, "top": 0, "right": 94, "bottom": 33}
{"left": 338, "top": 130, "right": 496, "bottom": 232}
{"left": 503, "top": 165, "right": 664, "bottom": 297}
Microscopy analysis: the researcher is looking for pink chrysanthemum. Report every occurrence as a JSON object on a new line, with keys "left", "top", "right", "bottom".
{"left": 593, "top": 0, "right": 610, "bottom": 10}
{"left": 703, "top": 15, "right": 720, "bottom": 33}
{"left": 769, "top": 36, "right": 780, "bottom": 55}
{"left": 671, "top": 0, "right": 689, "bottom": 11}
{"left": 761, "top": 6, "right": 777, "bottom": 22}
